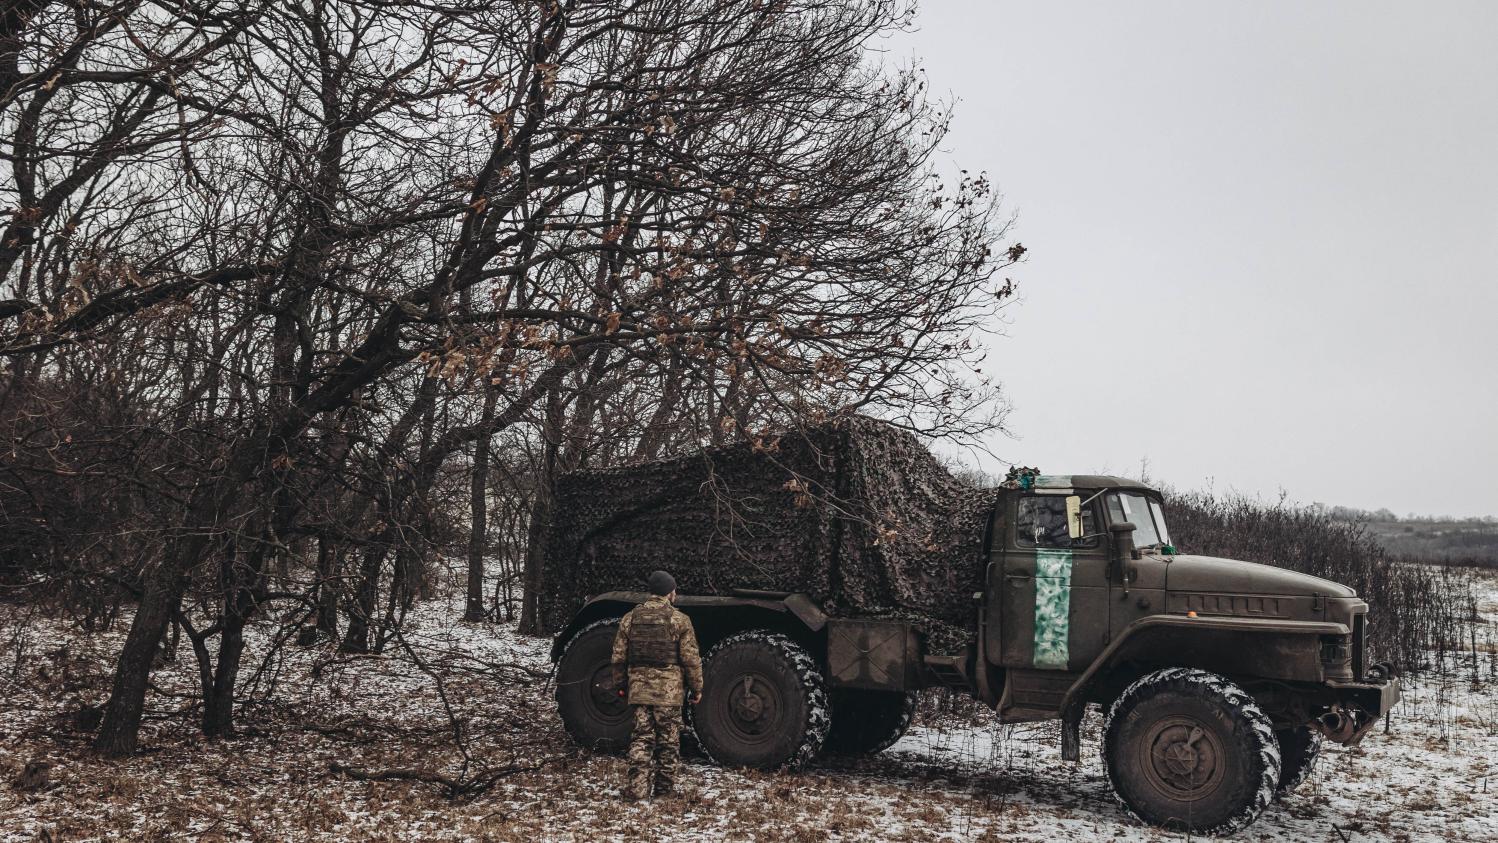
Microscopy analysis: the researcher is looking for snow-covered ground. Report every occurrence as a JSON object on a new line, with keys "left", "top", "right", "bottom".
{"left": 3, "top": 569, "right": 1496, "bottom": 842}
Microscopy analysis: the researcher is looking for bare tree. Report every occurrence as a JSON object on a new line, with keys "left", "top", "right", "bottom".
{"left": 1, "top": 0, "right": 1020, "bottom": 755}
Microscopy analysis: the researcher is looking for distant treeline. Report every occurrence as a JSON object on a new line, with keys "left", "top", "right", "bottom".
{"left": 1311, "top": 503, "right": 1498, "bottom": 525}
{"left": 1306, "top": 502, "right": 1498, "bottom": 568}
{"left": 1361, "top": 522, "right": 1498, "bottom": 568}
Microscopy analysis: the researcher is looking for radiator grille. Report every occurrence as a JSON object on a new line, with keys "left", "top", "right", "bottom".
{"left": 1352, "top": 612, "right": 1366, "bottom": 680}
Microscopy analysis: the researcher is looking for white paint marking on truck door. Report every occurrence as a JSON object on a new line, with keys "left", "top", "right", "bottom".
{"left": 1033, "top": 549, "right": 1073, "bottom": 669}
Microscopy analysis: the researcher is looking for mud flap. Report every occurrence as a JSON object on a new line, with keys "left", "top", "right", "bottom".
{"left": 1061, "top": 703, "right": 1082, "bottom": 762}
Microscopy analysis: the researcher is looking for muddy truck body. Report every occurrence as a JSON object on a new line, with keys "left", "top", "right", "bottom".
{"left": 548, "top": 447, "right": 1399, "bottom": 835}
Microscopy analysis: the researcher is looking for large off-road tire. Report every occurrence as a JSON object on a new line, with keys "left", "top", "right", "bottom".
{"left": 694, "top": 631, "right": 830, "bottom": 770}
{"left": 824, "top": 690, "right": 916, "bottom": 755}
{"left": 1103, "top": 668, "right": 1280, "bottom": 837}
{"left": 555, "top": 620, "right": 632, "bottom": 753}
{"left": 1275, "top": 726, "right": 1323, "bottom": 796}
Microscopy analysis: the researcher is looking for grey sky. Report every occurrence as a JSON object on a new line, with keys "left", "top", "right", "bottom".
{"left": 895, "top": 1, "right": 1498, "bottom": 518}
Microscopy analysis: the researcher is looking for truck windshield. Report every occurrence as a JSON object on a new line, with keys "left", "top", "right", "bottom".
{"left": 1106, "top": 492, "right": 1170, "bottom": 549}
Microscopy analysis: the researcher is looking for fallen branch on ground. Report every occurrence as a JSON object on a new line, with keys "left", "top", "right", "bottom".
{"left": 327, "top": 759, "right": 545, "bottom": 798}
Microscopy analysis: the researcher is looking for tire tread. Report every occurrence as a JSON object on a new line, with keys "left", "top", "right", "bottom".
{"left": 1275, "top": 726, "right": 1323, "bottom": 796}
{"left": 1102, "top": 667, "right": 1280, "bottom": 836}
{"left": 698, "top": 630, "right": 830, "bottom": 770}
{"left": 555, "top": 619, "right": 627, "bottom": 751}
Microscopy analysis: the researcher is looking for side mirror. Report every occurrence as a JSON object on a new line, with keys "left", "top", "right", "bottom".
{"left": 1065, "top": 495, "right": 1083, "bottom": 540}
{"left": 1109, "top": 522, "right": 1139, "bottom": 591}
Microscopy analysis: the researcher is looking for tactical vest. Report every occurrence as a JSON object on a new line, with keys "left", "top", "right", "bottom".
{"left": 627, "top": 602, "right": 679, "bottom": 668}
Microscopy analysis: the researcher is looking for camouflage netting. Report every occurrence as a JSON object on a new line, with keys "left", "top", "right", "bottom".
{"left": 540, "top": 416, "right": 999, "bottom": 654}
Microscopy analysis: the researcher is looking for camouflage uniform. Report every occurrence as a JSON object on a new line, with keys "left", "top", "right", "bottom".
{"left": 611, "top": 596, "right": 703, "bottom": 799}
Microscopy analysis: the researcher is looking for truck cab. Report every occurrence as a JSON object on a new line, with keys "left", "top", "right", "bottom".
{"left": 983, "top": 476, "right": 1393, "bottom": 732}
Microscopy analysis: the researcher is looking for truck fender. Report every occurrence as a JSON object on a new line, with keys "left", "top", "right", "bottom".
{"left": 548, "top": 591, "right": 829, "bottom": 662}
{"left": 1060, "top": 614, "right": 1351, "bottom": 713}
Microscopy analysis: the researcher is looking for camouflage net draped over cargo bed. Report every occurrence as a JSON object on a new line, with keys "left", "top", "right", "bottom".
{"left": 540, "top": 417, "right": 998, "bottom": 653}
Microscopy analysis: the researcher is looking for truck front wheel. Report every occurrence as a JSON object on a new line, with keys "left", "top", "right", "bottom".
{"left": 1103, "top": 667, "right": 1281, "bottom": 836}
{"left": 824, "top": 690, "right": 916, "bottom": 755}
{"left": 555, "top": 620, "right": 631, "bottom": 752}
{"left": 694, "top": 631, "right": 830, "bottom": 769}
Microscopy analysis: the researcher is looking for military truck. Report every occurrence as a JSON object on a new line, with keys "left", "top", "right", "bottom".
{"left": 549, "top": 468, "right": 1399, "bottom": 836}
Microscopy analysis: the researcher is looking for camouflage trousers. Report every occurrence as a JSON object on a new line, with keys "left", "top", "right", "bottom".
{"left": 625, "top": 704, "right": 681, "bottom": 799}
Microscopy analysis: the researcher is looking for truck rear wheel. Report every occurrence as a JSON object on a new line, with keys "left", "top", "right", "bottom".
{"left": 555, "top": 620, "right": 631, "bottom": 753}
{"left": 824, "top": 690, "right": 916, "bottom": 755}
{"left": 1103, "top": 667, "right": 1280, "bottom": 836}
{"left": 694, "top": 631, "right": 829, "bottom": 770}
{"left": 1275, "top": 726, "right": 1322, "bottom": 795}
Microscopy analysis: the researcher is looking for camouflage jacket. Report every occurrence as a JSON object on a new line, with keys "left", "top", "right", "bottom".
{"left": 611, "top": 596, "right": 703, "bottom": 706}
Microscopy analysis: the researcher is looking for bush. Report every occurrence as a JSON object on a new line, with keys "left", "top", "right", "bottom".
{"left": 0, "top": 379, "right": 170, "bottom": 621}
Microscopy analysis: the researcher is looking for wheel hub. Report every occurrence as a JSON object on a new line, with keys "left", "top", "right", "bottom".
{"left": 589, "top": 665, "right": 627, "bottom": 716}
{"left": 727, "top": 674, "right": 778, "bottom": 735}
{"left": 1160, "top": 729, "right": 1202, "bottom": 775}
{"left": 1144, "top": 718, "right": 1224, "bottom": 799}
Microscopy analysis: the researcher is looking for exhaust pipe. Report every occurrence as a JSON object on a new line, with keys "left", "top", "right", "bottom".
{"left": 1317, "top": 709, "right": 1348, "bottom": 736}
{"left": 1312, "top": 704, "right": 1366, "bottom": 744}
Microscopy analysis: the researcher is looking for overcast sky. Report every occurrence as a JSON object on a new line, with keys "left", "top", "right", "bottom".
{"left": 893, "top": 1, "right": 1498, "bottom": 518}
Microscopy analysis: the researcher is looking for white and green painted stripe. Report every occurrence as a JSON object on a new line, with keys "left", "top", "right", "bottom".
{"left": 1033, "top": 549, "right": 1073, "bottom": 669}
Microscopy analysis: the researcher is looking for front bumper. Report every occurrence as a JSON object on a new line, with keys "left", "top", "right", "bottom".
{"left": 1319, "top": 675, "right": 1401, "bottom": 744}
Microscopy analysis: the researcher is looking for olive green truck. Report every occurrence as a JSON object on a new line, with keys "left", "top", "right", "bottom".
{"left": 551, "top": 474, "right": 1400, "bottom": 835}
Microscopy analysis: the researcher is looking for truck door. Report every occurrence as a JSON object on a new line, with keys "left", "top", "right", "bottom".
{"left": 997, "top": 491, "right": 1110, "bottom": 670}
{"left": 1105, "top": 490, "right": 1170, "bottom": 640}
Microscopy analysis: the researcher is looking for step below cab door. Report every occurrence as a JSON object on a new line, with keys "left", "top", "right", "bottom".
{"left": 996, "top": 489, "right": 1110, "bottom": 671}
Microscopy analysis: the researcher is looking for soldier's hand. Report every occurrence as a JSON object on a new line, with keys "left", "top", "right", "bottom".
{"left": 690, "top": 692, "right": 703, "bottom": 705}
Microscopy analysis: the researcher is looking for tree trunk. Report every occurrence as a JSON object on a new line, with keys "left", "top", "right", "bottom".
{"left": 315, "top": 535, "right": 339, "bottom": 638}
{"left": 465, "top": 391, "right": 499, "bottom": 621}
{"left": 94, "top": 451, "right": 252, "bottom": 757}
{"left": 377, "top": 541, "right": 420, "bottom": 653}
{"left": 634, "top": 363, "right": 685, "bottom": 461}
{"left": 341, "top": 541, "right": 387, "bottom": 653}
{"left": 154, "top": 617, "right": 180, "bottom": 665}
{"left": 517, "top": 420, "right": 560, "bottom": 636}
{"left": 94, "top": 574, "right": 183, "bottom": 756}
{"left": 202, "top": 539, "right": 269, "bottom": 737}
{"left": 202, "top": 613, "right": 246, "bottom": 737}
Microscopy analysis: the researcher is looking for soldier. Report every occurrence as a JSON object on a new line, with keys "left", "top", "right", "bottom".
{"left": 611, "top": 570, "right": 703, "bottom": 800}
